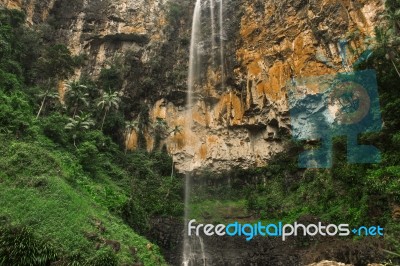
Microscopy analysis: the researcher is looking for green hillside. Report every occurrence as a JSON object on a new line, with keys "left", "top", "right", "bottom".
{"left": 0, "top": 8, "right": 182, "bottom": 265}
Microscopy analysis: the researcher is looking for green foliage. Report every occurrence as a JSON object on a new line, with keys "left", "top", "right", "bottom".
{"left": 65, "top": 113, "right": 95, "bottom": 147}
{"left": 97, "top": 91, "right": 120, "bottom": 111}
{"left": 34, "top": 44, "right": 77, "bottom": 81}
{"left": 0, "top": 68, "right": 22, "bottom": 91}
{"left": 166, "top": 2, "right": 188, "bottom": 25}
{"left": 0, "top": 90, "right": 32, "bottom": 135}
{"left": 0, "top": 137, "right": 167, "bottom": 265}
{"left": 98, "top": 65, "right": 123, "bottom": 91}
{"left": 386, "top": 221, "right": 400, "bottom": 261}
{"left": 0, "top": 0, "right": 397, "bottom": 263}
{"left": 65, "top": 113, "right": 94, "bottom": 132}
{"left": 0, "top": 10, "right": 25, "bottom": 65}
{"left": 65, "top": 81, "right": 89, "bottom": 116}
{"left": 97, "top": 90, "right": 121, "bottom": 130}
{"left": 121, "top": 198, "right": 150, "bottom": 234}
{"left": 0, "top": 8, "right": 25, "bottom": 27}
{"left": 0, "top": 8, "right": 180, "bottom": 265}
{"left": 0, "top": 225, "right": 58, "bottom": 266}
{"left": 35, "top": 87, "right": 60, "bottom": 118}
{"left": 16, "top": 27, "right": 45, "bottom": 83}
{"left": 76, "top": 141, "right": 101, "bottom": 172}
{"left": 367, "top": 166, "right": 400, "bottom": 202}
{"left": 41, "top": 112, "right": 69, "bottom": 145}
{"left": 123, "top": 151, "right": 184, "bottom": 218}
{"left": 0, "top": 141, "right": 59, "bottom": 179}
{"left": 153, "top": 117, "right": 168, "bottom": 149}
{"left": 133, "top": 104, "right": 151, "bottom": 150}
{"left": 86, "top": 248, "right": 118, "bottom": 266}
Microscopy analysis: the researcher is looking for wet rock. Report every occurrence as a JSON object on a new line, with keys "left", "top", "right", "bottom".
{"left": 0, "top": 0, "right": 384, "bottom": 173}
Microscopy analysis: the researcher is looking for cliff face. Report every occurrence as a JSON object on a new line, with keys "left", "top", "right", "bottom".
{"left": 0, "top": 0, "right": 56, "bottom": 24}
{"left": 0, "top": 0, "right": 384, "bottom": 173}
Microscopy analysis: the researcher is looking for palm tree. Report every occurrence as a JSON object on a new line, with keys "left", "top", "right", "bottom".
{"left": 65, "top": 81, "right": 89, "bottom": 117}
{"left": 168, "top": 125, "right": 182, "bottom": 178}
{"left": 36, "top": 90, "right": 59, "bottom": 119}
{"left": 169, "top": 125, "right": 182, "bottom": 135}
{"left": 131, "top": 106, "right": 151, "bottom": 150}
{"left": 64, "top": 112, "right": 95, "bottom": 148}
{"left": 97, "top": 90, "right": 121, "bottom": 131}
{"left": 153, "top": 117, "right": 169, "bottom": 138}
{"left": 153, "top": 117, "right": 169, "bottom": 150}
{"left": 124, "top": 119, "right": 139, "bottom": 154}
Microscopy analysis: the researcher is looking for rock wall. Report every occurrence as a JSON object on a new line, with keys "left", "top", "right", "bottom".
{"left": 0, "top": 0, "right": 56, "bottom": 24}
{"left": 160, "top": 0, "right": 384, "bottom": 173}
{"left": 0, "top": 0, "right": 384, "bottom": 173}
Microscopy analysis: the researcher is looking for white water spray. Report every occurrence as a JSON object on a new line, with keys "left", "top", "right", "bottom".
{"left": 219, "top": 0, "right": 225, "bottom": 89}
{"left": 199, "top": 236, "right": 206, "bottom": 266}
{"left": 182, "top": 0, "right": 226, "bottom": 264}
{"left": 187, "top": 0, "right": 202, "bottom": 111}
{"left": 183, "top": 0, "right": 202, "bottom": 265}
{"left": 210, "top": 0, "right": 216, "bottom": 65}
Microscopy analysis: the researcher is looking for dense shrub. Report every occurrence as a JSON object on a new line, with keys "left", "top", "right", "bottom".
{"left": 0, "top": 225, "right": 58, "bottom": 265}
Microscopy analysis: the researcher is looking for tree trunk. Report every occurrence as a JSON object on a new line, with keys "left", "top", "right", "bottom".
{"left": 101, "top": 109, "right": 108, "bottom": 130}
{"left": 170, "top": 159, "right": 174, "bottom": 180}
{"left": 73, "top": 135, "right": 77, "bottom": 149}
{"left": 73, "top": 104, "right": 78, "bottom": 118}
{"left": 36, "top": 91, "right": 48, "bottom": 119}
{"left": 391, "top": 59, "right": 400, "bottom": 79}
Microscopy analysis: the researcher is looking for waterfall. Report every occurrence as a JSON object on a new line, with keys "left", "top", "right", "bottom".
{"left": 199, "top": 236, "right": 207, "bottom": 266}
{"left": 182, "top": 0, "right": 226, "bottom": 264}
{"left": 210, "top": 0, "right": 216, "bottom": 65}
{"left": 182, "top": 174, "right": 192, "bottom": 266}
{"left": 187, "top": 0, "right": 202, "bottom": 111}
{"left": 183, "top": 1, "right": 202, "bottom": 265}
{"left": 219, "top": 0, "right": 225, "bottom": 89}
{"left": 183, "top": 233, "right": 207, "bottom": 266}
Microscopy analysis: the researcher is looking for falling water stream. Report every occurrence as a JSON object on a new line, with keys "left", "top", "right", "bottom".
{"left": 183, "top": 0, "right": 202, "bottom": 265}
{"left": 182, "top": 0, "right": 225, "bottom": 265}
{"left": 219, "top": 0, "right": 225, "bottom": 90}
{"left": 210, "top": 0, "right": 216, "bottom": 65}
